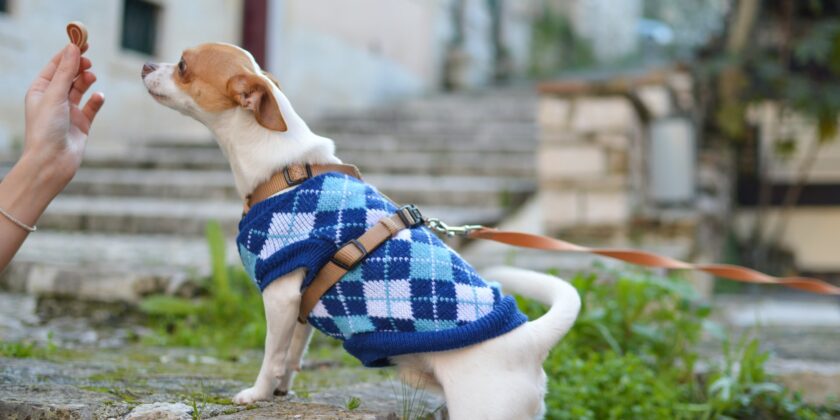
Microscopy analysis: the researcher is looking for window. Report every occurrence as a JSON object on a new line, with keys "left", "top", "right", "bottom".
{"left": 121, "top": 0, "right": 159, "bottom": 55}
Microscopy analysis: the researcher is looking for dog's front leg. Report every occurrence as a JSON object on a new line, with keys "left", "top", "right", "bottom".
{"left": 275, "top": 322, "right": 313, "bottom": 396}
{"left": 233, "top": 270, "right": 304, "bottom": 404}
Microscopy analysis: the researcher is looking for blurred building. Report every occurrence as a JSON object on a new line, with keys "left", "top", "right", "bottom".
{"left": 0, "top": 0, "right": 543, "bottom": 151}
{"left": 243, "top": 0, "right": 539, "bottom": 115}
{"left": 0, "top": 0, "right": 242, "bottom": 151}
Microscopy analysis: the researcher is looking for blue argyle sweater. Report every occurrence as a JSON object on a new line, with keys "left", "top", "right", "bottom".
{"left": 237, "top": 172, "right": 526, "bottom": 367}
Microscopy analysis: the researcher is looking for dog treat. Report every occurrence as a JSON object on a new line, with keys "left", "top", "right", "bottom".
{"left": 66, "top": 21, "right": 88, "bottom": 48}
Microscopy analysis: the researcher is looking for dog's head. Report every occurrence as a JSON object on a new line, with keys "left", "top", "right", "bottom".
{"left": 141, "top": 43, "right": 287, "bottom": 131}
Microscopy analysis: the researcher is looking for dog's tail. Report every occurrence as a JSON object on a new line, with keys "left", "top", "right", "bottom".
{"left": 482, "top": 266, "right": 581, "bottom": 354}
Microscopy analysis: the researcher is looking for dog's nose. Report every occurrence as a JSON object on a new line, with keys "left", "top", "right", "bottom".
{"left": 141, "top": 62, "right": 158, "bottom": 78}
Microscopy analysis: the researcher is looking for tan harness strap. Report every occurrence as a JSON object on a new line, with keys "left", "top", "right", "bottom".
{"left": 298, "top": 206, "right": 425, "bottom": 323}
{"left": 244, "top": 163, "right": 362, "bottom": 214}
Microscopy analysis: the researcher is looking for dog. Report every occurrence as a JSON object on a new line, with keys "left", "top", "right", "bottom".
{"left": 142, "top": 42, "right": 581, "bottom": 419}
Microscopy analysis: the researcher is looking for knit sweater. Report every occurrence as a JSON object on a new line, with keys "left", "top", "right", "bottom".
{"left": 237, "top": 172, "right": 527, "bottom": 367}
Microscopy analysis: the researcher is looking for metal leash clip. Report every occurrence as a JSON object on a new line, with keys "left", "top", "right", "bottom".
{"left": 425, "top": 218, "right": 484, "bottom": 237}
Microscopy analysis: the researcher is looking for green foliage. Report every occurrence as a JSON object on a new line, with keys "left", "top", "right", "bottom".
{"left": 391, "top": 377, "right": 437, "bottom": 420}
{"left": 519, "top": 268, "right": 837, "bottom": 419}
{"left": 699, "top": 338, "right": 816, "bottom": 419}
{"left": 704, "top": 9, "right": 840, "bottom": 144}
{"left": 0, "top": 340, "right": 40, "bottom": 358}
{"left": 345, "top": 396, "right": 362, "bottom": 411}
{"left": 139, "top": 221, "right": 266, "bottom": 355}
{"left": 0, "top": 333, "right": 58, "bottom": 359}
{"left": 529, "top": 6, "right": 595, "bottom": 76}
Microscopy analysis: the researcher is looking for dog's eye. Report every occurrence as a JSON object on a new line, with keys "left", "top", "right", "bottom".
{"left": 178, "top": 59, "right": 186, "bottom": 75}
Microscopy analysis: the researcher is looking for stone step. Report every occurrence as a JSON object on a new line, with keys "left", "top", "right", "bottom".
{"left": 313, "top": 119, "right": 536, "bottom": 135}
{"left": 61, "top": 168, "right": 237, "bottom": 199}
{"left": 78, "top": 147, "right": 536, "bottom": 177}
{"left": 39, "top": 196, "right": 242, "bottom": 236}
{"left": 142, "top": 130, "right": 537, "bottom": 154}
{"left": 366, "top": 173, "right": 535, "bottom": 208}
{"left": 64, "top": 167, "right": 239, "bottom": 202}
{"left": 82, "top": 148, "right": 230, "bottom": 170}
{"left": 328, "top": 134, "right": 537, "bottom": 153}
{"left": 1, "top": 232, "right": 235, "bottom": 302}
{"left": 37, "top": 168, "right": 534, "bottom": 207}
{"left": 320, "top": 92, "right": 537, "bottom": 122}
{"left": 336, "top": 149, "right": 536, "bottom": 177}
{"left": 2, "top": 197, "right": 502, "bottom": 303}
{"left": 36, "top": 194, "right": 509, "bottom": 235}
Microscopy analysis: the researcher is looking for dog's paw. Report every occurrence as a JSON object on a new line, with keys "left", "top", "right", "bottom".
{"left": 233, "top": 387, "right": 272, "bottom": 404}
{"left": 274, "top": 387, "right": 294, "bottom": 397}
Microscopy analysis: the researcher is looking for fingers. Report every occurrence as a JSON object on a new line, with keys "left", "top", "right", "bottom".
{"left": 45, "top": 44, "right": 81, "bottom": 100}
{"left": 80, "top": 57, "right": 92, "bottom": 72}
{"left": 69, "top": 71, "right": 96, "bottom": 105}
{"left": 80, "top": 92, "right": 105, "bottom": 133}
{"left": 29, "top": 44, "right": 92, "bottom": 98}
{"left": 34, "top": 48, "right": 67, "bottom": 84}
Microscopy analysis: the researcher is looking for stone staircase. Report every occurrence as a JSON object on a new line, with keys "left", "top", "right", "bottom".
{"left": 0, "top": 87, "right": 539, "bottom": 303}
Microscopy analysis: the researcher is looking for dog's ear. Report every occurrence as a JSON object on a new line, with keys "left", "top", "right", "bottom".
{"left": 261, "top": 70, "right": 283, "bottom": 90}
{"left": 227, "top": 74, "right": 287, "bottom": 132}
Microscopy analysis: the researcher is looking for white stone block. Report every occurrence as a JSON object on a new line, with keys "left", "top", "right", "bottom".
{"left": 595, "top": 133, "right": 631, "bottom": 149}
{"left": 571, "top": 97, "right": 638, "bottom": 133}
{"left": 539, "top": 130, "right": 579, "bottom": 144}
{"left": 582, "top": 190, "right": 629, "bottom": 224}
{"left": 541, "top": 191, "right": 581, "bottom": 228}
{"left": 538, "top": 145, "right": 607, "bottom": 179}
{"left": 538, "top": 97, "right": 571, "bottom": 127}
{"left": 636, "top": 85, "right": 672, "bottom": 118}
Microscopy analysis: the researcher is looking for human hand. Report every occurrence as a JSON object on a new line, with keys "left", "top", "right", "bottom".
{"left": 23, "top": 43, "right": 105, "bottom": 193}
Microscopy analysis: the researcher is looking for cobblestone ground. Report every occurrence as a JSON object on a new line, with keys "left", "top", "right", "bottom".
{"left": 2, "top": 290, "right": 839, "bottom": 418}
{"left": 0, "top": 293, "right": 444, "bottom": 419}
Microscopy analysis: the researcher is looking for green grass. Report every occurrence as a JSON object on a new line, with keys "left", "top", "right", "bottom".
{"left": 346, "top": 396, "right": 362, "bottom": 411}
{"left": 139, "top": 221, "right": 267, "bottom": 357}
{"left": 139, "top": 221, "right": 355, "bottom": 365}
{"left": 519, "top": 267, "right": 840, "bottom": 419}
{"left": 0, "top": 333, "right": 58, "bottom": 359}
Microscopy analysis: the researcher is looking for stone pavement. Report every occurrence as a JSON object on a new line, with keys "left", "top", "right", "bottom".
{"left": 0, "top": 293, "right": 443, "bottom": 420}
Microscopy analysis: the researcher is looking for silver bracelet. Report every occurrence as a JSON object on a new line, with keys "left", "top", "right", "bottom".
{"left": 0, "top": 206, "right": 37, "bottom": 233}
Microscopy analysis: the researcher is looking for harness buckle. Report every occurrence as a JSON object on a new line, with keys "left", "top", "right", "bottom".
{"left": 331, "top": 239, "right": 368, "bottom": 270}
{"left": 397, "top": 204, "right": 425, "bottom": 228}
{"left": 283, "top": 164, "right": 313, "bottom": 186}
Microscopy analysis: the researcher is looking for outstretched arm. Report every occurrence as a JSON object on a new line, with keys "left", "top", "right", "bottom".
{"left": 0, "top": 44, "right": 105, "bottom": 270}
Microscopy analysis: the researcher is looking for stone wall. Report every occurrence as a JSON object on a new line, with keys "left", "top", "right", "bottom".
{"left": 535, "top": 69, "right": 731, "bottom": 294}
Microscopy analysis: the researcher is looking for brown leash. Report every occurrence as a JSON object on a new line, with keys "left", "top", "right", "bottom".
{"left": 464, "top": 227, "right": 840, "bottom": 295}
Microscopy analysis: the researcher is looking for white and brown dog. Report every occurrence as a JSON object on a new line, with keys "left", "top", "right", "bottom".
{"left": 142, "top": 43, "right": 580, "bottom": 419}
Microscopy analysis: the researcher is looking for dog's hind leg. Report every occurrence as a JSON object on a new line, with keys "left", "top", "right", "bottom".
{"left": 233, "top": 270, "right": 304, "bottom": 404}
{"left": 393, "top": 354, "right": 444, "bottom": 396}
{"left": 432, "top": 346, "right": 548, "bottom": 420}
{"left": 275, "top": 322, "right": 313, "bottom": 396}
{"left": 425, "top": 321, "right": 553, "bottom": 420}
